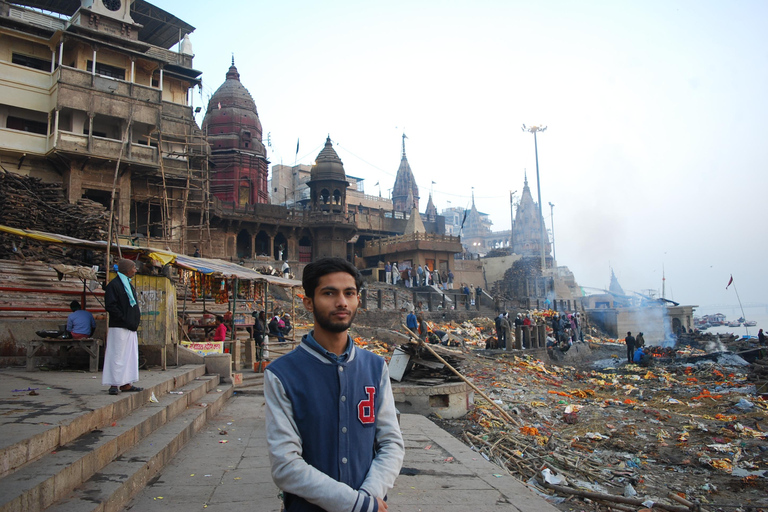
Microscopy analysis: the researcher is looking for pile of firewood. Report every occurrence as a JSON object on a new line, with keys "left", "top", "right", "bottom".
{"left": 747, "top": 355, "right": 768, "bottom": 396}
{"left": 0, "top": 170, "right": 109, "bottom": 261}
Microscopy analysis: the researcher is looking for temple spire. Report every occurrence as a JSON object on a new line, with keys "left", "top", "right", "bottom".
{"left": 402, "top": 133, "right": 408, "bottom": 157}
{"left": 231, "top": 53, "right": 234, "bottom": 66}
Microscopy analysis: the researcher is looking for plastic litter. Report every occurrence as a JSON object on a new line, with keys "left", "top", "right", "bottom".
{"left": 541, "top": 468, "right": 567, "bottom": 485}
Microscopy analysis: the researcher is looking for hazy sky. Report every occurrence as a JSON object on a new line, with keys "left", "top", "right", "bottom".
{"left": 158, "top": 0, "right": 767, "bottom": 310}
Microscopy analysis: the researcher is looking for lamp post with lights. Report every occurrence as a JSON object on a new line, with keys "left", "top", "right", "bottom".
{"left": 549, "top": 201, "right": 556, "bottom": 265}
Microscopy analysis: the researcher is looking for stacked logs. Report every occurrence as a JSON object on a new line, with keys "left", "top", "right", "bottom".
{"left": 0, "top": 170, "right": 109, "bottom": 261}
{"left": 747, "top": 355, "right": 768, "bottom": 396}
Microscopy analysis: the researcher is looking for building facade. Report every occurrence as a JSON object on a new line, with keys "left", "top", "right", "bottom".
{"left": 202, "top": 59, "right": 269, "bottom": 207}
{"left": 0, "top": 0, "right": 208, "bottom": 252}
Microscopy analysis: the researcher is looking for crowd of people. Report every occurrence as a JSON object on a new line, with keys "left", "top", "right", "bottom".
{"left": 383, "top": 261, "right": 455, "bottom": 290}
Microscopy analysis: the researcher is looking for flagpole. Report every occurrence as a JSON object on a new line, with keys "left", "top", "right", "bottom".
{"left": 731, "top": 281, "right": 749, "bottom": 336}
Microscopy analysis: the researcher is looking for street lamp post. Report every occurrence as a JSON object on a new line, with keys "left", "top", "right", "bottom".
{"left": 522, "top": 124, "right": 548, "bottom": 272}
{"left": 549, "top": 201, "right": 556, "bottom": 265}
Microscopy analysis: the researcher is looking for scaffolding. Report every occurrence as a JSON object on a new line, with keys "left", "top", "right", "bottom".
{"left": 143, "top": 124, "right": 211, "bottom": 255}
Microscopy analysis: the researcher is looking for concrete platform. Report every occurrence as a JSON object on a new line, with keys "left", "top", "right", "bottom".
{"left": 121, "top": 394, "right": 561, "bottom": 512}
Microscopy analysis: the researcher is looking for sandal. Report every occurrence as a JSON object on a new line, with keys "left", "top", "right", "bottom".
{"left": 120, "top": 386, "right": 144, "bottom": 392}
{"left": 108, "top": 386, "right": 119, "bottom": 395}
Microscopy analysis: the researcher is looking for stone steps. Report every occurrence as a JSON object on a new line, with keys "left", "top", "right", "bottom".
{"left": 0, "top": 366, "right": 232, "bottom": 512}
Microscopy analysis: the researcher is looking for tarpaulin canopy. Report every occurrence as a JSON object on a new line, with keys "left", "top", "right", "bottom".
{"left": 0, "top": 225, "right": 301, "bottom": 288}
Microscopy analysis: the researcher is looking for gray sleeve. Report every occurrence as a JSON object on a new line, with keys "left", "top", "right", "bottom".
{"left": 264, "top": 370, "right": 377, "bottom": 512}
{"left": 360, "top": 361, "right": 405, "bottom": 498}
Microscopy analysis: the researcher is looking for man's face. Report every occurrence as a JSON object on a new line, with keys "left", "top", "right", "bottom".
{"left": 303, "top": 272, "right": 359, "bottom": 333}
{"left": 124, "top": 263, "right": 137, "bottom": 278}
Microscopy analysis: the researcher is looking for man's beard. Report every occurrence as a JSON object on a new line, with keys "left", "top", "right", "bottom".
{"left": 314, "top": 309, "right": 357, "bottom": 333}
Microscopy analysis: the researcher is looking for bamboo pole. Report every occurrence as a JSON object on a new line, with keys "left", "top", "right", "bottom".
{"left": 538, "top": 480, "right": 691, "bottom": 512}
{"left": 105, "top": 106, "right": 133, "bottom": 275}
{"left": 401, "top": 324, "right": 520, "bottom": 426}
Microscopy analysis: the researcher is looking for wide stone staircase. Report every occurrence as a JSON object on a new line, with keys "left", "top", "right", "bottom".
{"left": 0, "top": 365, "right": 232, "bottom": 512}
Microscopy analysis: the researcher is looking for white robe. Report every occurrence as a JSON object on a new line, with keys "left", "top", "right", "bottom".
{"left": 102, "top": 327, "right": 139, "bottom": 387}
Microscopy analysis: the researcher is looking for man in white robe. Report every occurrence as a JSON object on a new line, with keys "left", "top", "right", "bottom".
{"left": 102, "top": 259, "right": 142, "bottom": 395}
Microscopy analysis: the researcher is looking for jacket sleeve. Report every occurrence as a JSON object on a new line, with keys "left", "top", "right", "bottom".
{"left": 360, "top": 360, "right": 405, "bottom": 499}
{"left": 104, "top": 281, "right": 125, "bottom": 324}
{"left": 264, "top": 371, "right": 379, "bottom": 512}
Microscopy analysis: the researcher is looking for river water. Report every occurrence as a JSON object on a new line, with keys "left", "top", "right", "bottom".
{"left": 695, "top": 305, "right": 767, "bottom": 338}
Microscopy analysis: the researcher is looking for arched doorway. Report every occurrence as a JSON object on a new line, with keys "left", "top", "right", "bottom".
{"left": 255, "top": 231, "right": 270, "bottom": 257}
{"left": 274, "top": 233, "right": 288, "bottom": 261}
{"left": 236, "top": 229, "right": 251, "bottom": 259}
{"left": 672, "top": 318, "right": 682, "bottom": 336}
{"left": 299, "top": 236, "right": 312, "bottom": 263}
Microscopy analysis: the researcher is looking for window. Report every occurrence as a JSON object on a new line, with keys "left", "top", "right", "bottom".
{"left": 6, "top": 116, "right": 47, "bottom": 135}
{"left": 86, "top": 60, "right": 126, "bottom": 80}
{"left": 12, "top": 53, "right": 50, "bottom": 71}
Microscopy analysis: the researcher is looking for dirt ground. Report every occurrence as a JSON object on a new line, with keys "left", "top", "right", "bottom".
{"left": 352, "top": 318, "right": 768, "bottom": 512}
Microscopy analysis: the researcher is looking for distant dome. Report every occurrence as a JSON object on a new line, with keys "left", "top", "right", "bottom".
{"left": 202, "top": 61, "right": 263, "bottom": 147}
{"left": 310, "top": 136, "right": 346, "bottom": 182}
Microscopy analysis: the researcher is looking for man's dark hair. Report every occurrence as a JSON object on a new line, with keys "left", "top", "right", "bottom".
{"left": 70, "top": 300, "right": 81, "bottom": 311}
{"left": 302, "top": 257, "right": 363, "bottom": 299}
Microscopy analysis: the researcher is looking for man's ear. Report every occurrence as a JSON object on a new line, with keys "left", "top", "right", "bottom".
{"left": 302, "top": 295, "right": 314, "bottom": 313}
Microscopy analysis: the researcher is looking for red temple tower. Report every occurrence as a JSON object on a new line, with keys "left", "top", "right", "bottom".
{"left": 202, "top": 59, "right": 269, "bottom": 205}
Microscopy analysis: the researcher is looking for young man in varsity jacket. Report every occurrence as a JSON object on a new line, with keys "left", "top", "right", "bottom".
{"left": 264, "top": 257, "right": 405, "bottom": 512}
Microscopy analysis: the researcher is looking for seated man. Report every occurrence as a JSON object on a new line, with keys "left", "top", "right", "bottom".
{"left": 67, "top": 300, "right": 95, "bottom": 339}
{"left": 633, "top": 346, "right": 652, "bottom": 367}
{"left": 269, "top": 312, "right": 286, "bottom": 343}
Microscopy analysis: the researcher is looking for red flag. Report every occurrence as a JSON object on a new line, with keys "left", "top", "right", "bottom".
{"left": 726, "top": 275, "right": 733, "bottom": 290}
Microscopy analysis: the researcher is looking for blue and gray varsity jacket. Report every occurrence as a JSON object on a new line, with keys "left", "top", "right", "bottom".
{"left": 264, "top": 333, "right": 404, "bottom": 512}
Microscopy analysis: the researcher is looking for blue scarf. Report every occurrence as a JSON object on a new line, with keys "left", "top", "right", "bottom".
{"left": 117, "top": 272, "right": 137, "bottom": 307}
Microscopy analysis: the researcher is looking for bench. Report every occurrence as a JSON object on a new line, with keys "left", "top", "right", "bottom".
{"left": 26, "top": 338, "right": 102, "bottom": 372}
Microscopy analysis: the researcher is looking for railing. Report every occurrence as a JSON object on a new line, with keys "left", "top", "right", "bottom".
{"left": 145, "top": 47, "right": 194, "bottom": 68}
{"left": 55, "top": 131, "right": 159, "bottom": 166}
{"left": 6, "top": 5, "right": 66, "bottom": 31}
{"left": 0, "top": 127, "right": 47, "bottom": 155}
{"left": 0, "top": 60, "right": 54, "bottom": 93}
{"left": 364, "top": 232, "right": 460, "bottom": 248}
{"left": 212, "top": 198, "right": 356, "bottom": 226}
{"left": 57, "top": 66, "right": 162, "bottom": 104}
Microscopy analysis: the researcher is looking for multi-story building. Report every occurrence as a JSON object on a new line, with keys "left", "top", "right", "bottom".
{"left": 0, "top": 0, "right": 208, "bottom": 251}
{"left": 269, "top": 163, "right": 393, "bottom": 211}
{"left": 0, "top": 0, "right": 451, "bottom": 270}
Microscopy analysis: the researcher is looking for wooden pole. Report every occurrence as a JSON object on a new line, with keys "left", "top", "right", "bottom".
{"left": 401, "top": 324, "right": 520, "bottom": 426}
{"left": 105, "top": 106, "right": 133, "bottom": 276}
{"left": 291, "top": 286, "right": 296, "bottom": 342}
{"left": 538, "top": 480, "right": 691, "bottom": 512}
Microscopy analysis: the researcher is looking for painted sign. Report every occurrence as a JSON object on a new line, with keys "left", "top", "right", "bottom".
{"left": 182, "top": 341, "right": 224, "bottom": 356}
